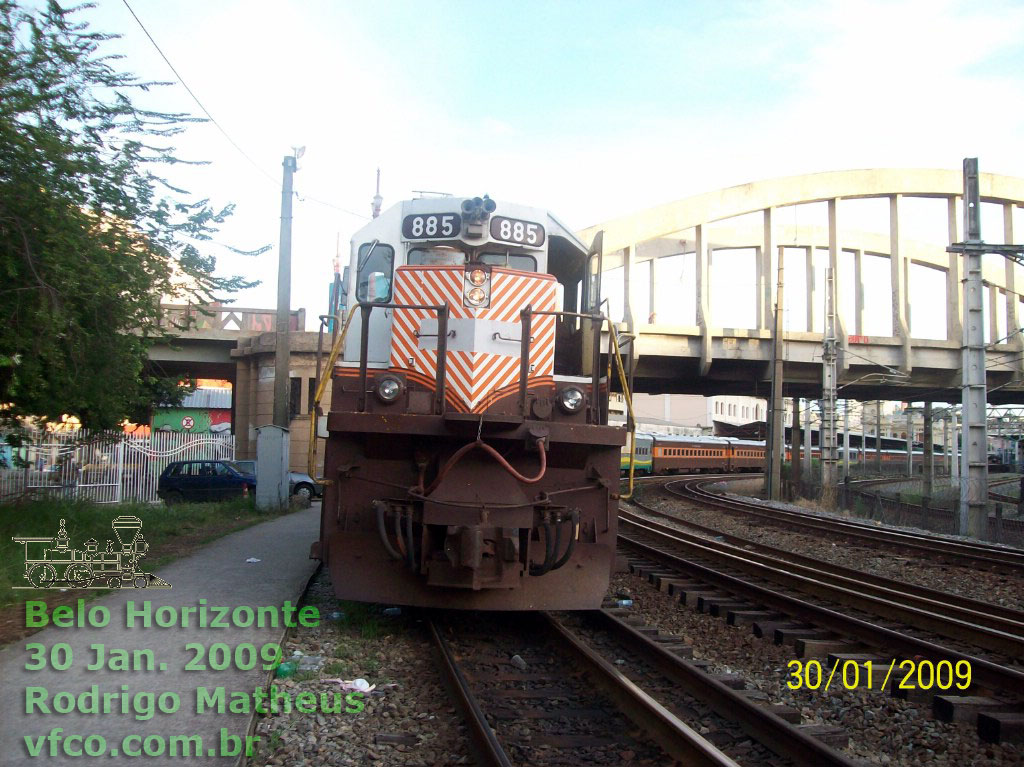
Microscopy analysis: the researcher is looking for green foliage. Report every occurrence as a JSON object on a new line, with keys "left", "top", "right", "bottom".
{"left": 0, "top": 1, "right": 259, "bottom": 429}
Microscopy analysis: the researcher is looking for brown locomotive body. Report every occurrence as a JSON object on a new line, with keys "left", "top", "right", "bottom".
{"left": 313, "top": 196, "right": 626, "bottom": 610}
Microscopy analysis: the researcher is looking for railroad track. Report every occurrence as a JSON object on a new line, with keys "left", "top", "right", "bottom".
{"left": 617, "top": 494, "right": 1024, "bottom": 743}
{"left": 429, "top": 610, "right": 859, "bottom": 766}
{"left": 661, "top": 476, "right": 1024, "bottom": 574}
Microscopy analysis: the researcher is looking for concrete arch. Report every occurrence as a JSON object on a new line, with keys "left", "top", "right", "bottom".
{"left": 578, "top": 168, "right": 1024, "bottom": 254}
{"left": 577, "top": 167, "right": 1024, "bottom": 404}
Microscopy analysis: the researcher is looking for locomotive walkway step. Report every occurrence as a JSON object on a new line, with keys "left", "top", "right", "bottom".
{"left": 0, "top": 505, "right": 320, "bottom": 767}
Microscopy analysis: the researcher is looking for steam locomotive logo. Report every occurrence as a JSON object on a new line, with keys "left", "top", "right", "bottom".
{"left": 13, "top": 516, "right": 171, "bottom": 590}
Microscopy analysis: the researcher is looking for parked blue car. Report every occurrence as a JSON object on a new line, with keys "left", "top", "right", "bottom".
{"left": 158, "top": 460, "right": 256, "bottom": 504}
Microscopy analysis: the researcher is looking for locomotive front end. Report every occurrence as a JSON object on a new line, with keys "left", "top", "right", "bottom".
{"left": 316, "top": 195, "right": 625, "bottom": 610}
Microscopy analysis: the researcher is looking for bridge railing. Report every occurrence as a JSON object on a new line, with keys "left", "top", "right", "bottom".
{"left": 159, "top": 304, "right": 306, "bottom": 334}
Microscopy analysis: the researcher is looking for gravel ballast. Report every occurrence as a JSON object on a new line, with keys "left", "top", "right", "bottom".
{"left": 635, "top": 480, "right": 1024, "bottom": 611}
{"left": 610, "top": 572, "right": 1022, "bottom": 766}
{"left": 247, "top": 570, "right": 472, "bottom": 767}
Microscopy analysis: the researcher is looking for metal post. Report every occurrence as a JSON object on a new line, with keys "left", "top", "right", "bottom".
{"left": 822, "top": 267, "right": 838, "bottom": 489}
{"left": 923, "top": 402, "right": 933, "bottom": 498}
{"left": 959, "top": 158, "right": 988, "bottom": 538}
{"left": 861, "top": 402, "right": 867, "bottom": 474}
{"left": 906, "top": 406, "right": 913, "bottom": 477}
{"left": 843, "top": 399, "right": 850, "bottom": 480}
{"left": 951, "top": 408, "right": 960, "bottom": 483}
{"left": 803, "top": 399, "right": 813, "bottom": 481}
{"left": 943, "top": 413, "right": 949, "bottom": 478}
{"left": 792, "top": 398, "right": 802, "bottom": 494}
{"left": 875, "top": 400, "right": 882, "bottom": 474}
{"left": 765, "top": 226, "right": 785, "bottom": 500}
{"left": 273, "top": 155, "right": 298, "bottom": 428}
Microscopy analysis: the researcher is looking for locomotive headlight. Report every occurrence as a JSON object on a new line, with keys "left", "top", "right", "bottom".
{"left": 466, "top": 287, "right": 487, "bottom": 305}
{"left": 376, "top": 375, "right": 403, "bottom": 403}
{"left": 558, "top": 386, "right": 585, "bottom": 413}
{"left": 468, "top": 268, "right": 487, "bottom": 286}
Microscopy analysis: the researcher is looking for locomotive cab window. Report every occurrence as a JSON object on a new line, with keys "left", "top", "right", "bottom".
{"left": 408, "top": 246, "right": 465, "bottom": 267}
{"left": 356, "top": 242, "right": 395, "bottom": 302}
{"left": 479, "top": 251, "right": 537, "bottom": 272}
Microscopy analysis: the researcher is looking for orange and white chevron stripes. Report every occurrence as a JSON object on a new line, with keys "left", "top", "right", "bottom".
{"left": 389, "top": 265, "right": 556, "bottom": 413}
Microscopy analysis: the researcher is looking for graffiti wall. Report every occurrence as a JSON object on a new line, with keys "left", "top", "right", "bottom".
{"left": 151, "top": 408, "right": 231, "bottom": 434}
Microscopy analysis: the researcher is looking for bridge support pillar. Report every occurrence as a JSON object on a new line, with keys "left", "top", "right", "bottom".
{"left": 890, "top": 195, "right": 913, "bottom": 373}
{"left": 695, "top": 226, "right": 712, "bottom": 376}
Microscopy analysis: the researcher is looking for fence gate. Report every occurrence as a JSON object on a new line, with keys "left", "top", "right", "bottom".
{"left": 0, "top": 429, "right": 235, "bottom": 504}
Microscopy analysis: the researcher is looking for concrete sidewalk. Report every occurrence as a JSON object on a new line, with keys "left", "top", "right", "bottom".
{"left": 0, "top": 506, "right": 320, "bottom": 766}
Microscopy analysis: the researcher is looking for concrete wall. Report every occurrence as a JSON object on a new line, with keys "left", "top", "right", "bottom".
{"left": 233, "top": 331, "right": 332, "bottom": 474}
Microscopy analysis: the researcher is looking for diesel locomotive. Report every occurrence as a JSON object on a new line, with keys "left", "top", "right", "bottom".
{"left": 311, "top": 196, "right": 628, "bottom": 610}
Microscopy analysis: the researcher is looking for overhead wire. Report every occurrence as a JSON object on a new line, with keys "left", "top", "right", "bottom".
{"left": 121, "top": 0, "right": 369, "bottom": 221}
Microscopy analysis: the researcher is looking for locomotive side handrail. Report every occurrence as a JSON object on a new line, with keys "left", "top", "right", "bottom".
{"left": 306, "top": 301, "right": 450, "bottom": 483}
{"left": 524, "top": 308, "right": 638, "bottom": 498}
{"left": 355, "top": 301, "right": 449, "bottom": 413}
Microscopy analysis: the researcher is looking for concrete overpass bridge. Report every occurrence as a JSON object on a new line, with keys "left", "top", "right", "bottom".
{"left": 578, "top": 168, "right": 1024, "bottom": 405}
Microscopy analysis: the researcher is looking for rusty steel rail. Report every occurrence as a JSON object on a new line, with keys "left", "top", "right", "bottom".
{"left": 622, "top": 499, "right": 1024, "bottom": 633}
{"left": 427, "top": 620, "right": 511, "bottom": 767}
{"left": 619, "top": 510, "right": 1024, "bottom": 657}
{"left": 664, "top": 477, "right": 1024, "bottom": 573}
{"left": 429, "top": 614, "right": 740, "bottom": 766}
{"left": 617, "top": 521, "right": 1024, "bottom": 695}
{"left": 567, "top": 610, "right": 859, "bottom": 767}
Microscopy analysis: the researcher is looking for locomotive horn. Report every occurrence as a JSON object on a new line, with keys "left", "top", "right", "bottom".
{"left": 461, "top": 199, "right": 475, "bottom": 214}
{"left": 482, "top": 196, "right": 496, "bottom": 213}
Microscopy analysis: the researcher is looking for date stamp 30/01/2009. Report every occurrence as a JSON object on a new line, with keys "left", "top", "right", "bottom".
{"left": 785, "top": 658, "right": 972, "bottom": 692}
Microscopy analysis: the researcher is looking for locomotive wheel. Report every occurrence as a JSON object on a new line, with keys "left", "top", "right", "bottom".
{"left": 64, "top": 563, "right": 93, "bottom": 587}
{"left": 107, "top": 576, "right": 121, "bottom": 589}
{"left": 27, "top": 564, "right": 57, "bottom": 588}
{"left": 134, "top": 575, "right": 148, "bottom": 589}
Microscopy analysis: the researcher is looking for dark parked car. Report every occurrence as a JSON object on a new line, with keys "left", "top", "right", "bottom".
{"left": 158, "top": 460, "right": 256, "bottom": 504}
{"left": 232, "top": 461, "right": 322, "bottom": 501}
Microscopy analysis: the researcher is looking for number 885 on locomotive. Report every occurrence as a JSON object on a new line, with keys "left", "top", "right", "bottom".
{"left": 313, "top": 195, "right": 626, "bottom": 610}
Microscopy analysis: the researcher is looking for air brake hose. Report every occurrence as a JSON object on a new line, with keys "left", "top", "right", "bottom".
{"left": 404, "top": 511, "right": 417, "bottom": 571}
{"left": 550, "top": 510, "right": 580, "bottom": 571}
{"left": 528, "top": 522, "right": 555, "bottom": 576}
{"left": 423, "top": 437, "right": 547, "bottom": 496}
{"left": 374, "top": 501, "right": 403, "bottom": 560}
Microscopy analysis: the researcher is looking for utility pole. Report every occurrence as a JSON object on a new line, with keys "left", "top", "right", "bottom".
{"left": 822, "top": 267, "right": 839, "bottom": 489}
{"left": 946, "top": 158, "right": 1023, "bottom": 537}
{"left": 766, "top": 249, "right": 785, "bottom": 500}
{"left": 273, "top": 154, "right": 298, "bottom": 428}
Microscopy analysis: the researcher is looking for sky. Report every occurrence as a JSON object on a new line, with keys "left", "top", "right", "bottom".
{"left": 52, "top": 0, "right": 1024, "bottom": 326}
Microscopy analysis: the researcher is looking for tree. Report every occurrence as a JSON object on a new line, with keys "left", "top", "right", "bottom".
{"left": 0, "top": 0, "right": 260, "bottom": 430}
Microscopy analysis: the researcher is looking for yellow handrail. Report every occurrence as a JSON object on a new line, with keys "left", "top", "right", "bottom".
{"left": 606, "top": 321, "right": 637, "bottom": 500}
{"left": 306, "top": 306, "right": 359, "bottom": 483}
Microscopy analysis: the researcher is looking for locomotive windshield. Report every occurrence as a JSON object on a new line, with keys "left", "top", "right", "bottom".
{"left": 408, "top": 246, "right": 466, "bottom": 266}
{"left": 478, "top": 251, "right": 537, "bottom": 271}
{"left": 355, "top": 241, "right": 394, "bottom": 302}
